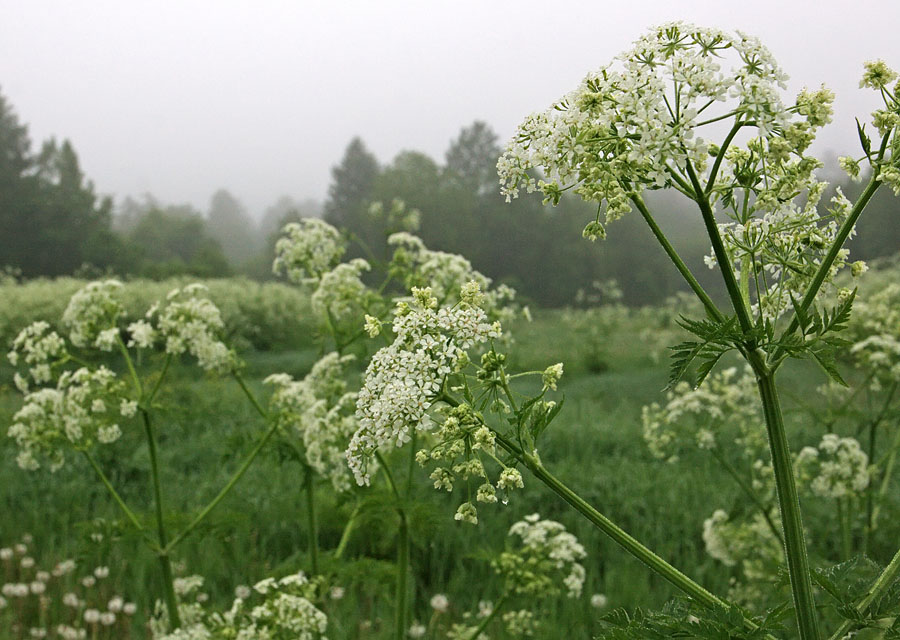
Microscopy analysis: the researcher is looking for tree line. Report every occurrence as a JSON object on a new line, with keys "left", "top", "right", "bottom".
{"left": 1, "top": 87, "right": 897, "bottom": 306}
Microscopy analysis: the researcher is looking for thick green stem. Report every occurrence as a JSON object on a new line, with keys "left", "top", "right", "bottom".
{"left": 434, "top": 396, "right": 771, "bottom": 634}
{"left": 753, "top": 367, "right": 820, "bottom": 640}
{"left": 164, "top": 420, "right": 280, "bottom": 553}
{"left": 375, "top": 451, "right": 409, "bottom": 640}
{"left": 685, "top": 162, "right": 755, "bottom": 334}
{"left": 141, "top": 409, "right": 181, "bottom": 630}
{"left": 465, "top": 593, "right": 507, "bottom": 640}
{"left": 304, "top": 466, "right": 320, "bottom": 575}
{"left": 516, "top": 448, "right": 722, "bottom": 608}
{"left": 827, "top": 544, "right": 900, "bottom": 640}
{"left": 631, "top": 194, "right": 726, "bottom": 322}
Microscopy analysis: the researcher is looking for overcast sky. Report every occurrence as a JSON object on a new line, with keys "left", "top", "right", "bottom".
{"left": 2, "top": 0, "right": 898, "bottom": 216}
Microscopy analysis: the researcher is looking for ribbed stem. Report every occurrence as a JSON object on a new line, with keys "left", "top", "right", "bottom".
{"left": 375, "top": 451, "right": 409, "bottom": 639}
{"left": 685, "top": 162, "right": 754, "bottom": 334}
{"left": 753, "top": 367, "right": 820, "bottom": 640}
{"left": 141, "top": 410, "right": 181, "bottom": 630}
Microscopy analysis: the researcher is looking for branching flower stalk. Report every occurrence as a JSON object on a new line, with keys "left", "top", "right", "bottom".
{"left": 6, "top": 282, "right": 285, "bottom": 632}
{"left": 498, "top": 22, "right": 900, "bottom": 639}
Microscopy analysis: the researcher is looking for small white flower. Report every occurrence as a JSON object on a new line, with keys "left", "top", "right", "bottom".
{"left": 430, "top": 593, "right": 450, "bottom": 613}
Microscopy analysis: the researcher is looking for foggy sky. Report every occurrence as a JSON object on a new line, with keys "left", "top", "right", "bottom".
{"left": 2, "top": 0, "right": 898, "bottom": 216}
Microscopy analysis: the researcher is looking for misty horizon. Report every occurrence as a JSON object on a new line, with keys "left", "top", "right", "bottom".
{"left": 3, "top": 0, "right": 900, "bottom": 217}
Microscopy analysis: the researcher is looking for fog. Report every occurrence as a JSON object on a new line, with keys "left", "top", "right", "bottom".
{"left": 1, "top": 0, "right": 898, "bottom": 215}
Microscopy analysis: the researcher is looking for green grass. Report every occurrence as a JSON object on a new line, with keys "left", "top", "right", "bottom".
{"left": 1, "top": 308, "right": 898, "bottom": 639}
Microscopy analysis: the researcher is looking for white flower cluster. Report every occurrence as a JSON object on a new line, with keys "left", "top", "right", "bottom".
{"left": 347, "top": 286, "right": 500, "bottom": 485}
{"left": 309, "top": 258, "right": 373, "bottom": 327}
{"left": 273, "top": 219, "right": 346, "bottom": 284}
{"left": 702, "top": 509, "right": 781, "bottom": 580}
{"left": 388, "top": 233, "right": 519, "bottom": 325}
{"left": 8, "top": 366, "right": 125, "bottom": 471}
{"left": 152, "top": 285, "right": 236, "bottom": 373}
{"left": 849, "top": 283, "right": 900, "bottom": 384}
{"left": 61, "top": 280, "right": 125, "bottom": 350}
{"left": 493, "top": 513, "right": 587, "bottom": 599}
{"left": 154, "top": 572, "right": 327, "bottom": 640}
{"left": 796, "top": 434, "right": 871, "bottom": 499}
{"left": 499, "top": 23, "right": 788, "bottom": 227}
{"left": 642, "top": 367, "right": 763, "bottom": 463}
{"left": 265, "top": 353, "right": 359, "bottom": 492}
{"left": 7, "top": 322, "right": 67, "bottom": 392}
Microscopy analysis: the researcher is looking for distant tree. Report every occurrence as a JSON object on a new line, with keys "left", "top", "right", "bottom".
{"left": 444, "top": 121, "right": 501, "bottom": 195}
{"left": 259, "top": 196, "right": 322, "bottom": 238}
{"left": 128, "top": 206, "right": 230, "bottom": 278}
{"left": 0, "top": 89, "right": 124, "bottom": 276}
{"left": 206, "top": 189, "right": 258, "bottom": 266}
{"left": 324, "top": 137, "right": 379, "bottom": 230}
{"left": 0, "top": 89, "right": 41, "bottom": 272}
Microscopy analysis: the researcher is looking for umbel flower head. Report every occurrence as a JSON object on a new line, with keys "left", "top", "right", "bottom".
{"left": 387, "top": 233, "right": 519, "bottom": 326}
{"left": 265, "top": 352, "right": 359, "bottom": 492}
{"left": 499, "top": 23, "right": 792, "bottom": 218}
{"left": 62, "top": 280, "right": 125, "bottom": 350}
{"left": 493, "top": 513, "right": 587, "bottom": 599}
{"left": 273, "top": 218, "right": 346, "bottom": 284}
{"left": 151, "top": 284, "right": 237, "bottom": 374}
{"left": 153, "top": 571, "right": 327, "bottom": 640}
{"left": 347, "top": 284, "right": 500, "bottom": 485}
{"left": 795, "top": 434, "right": 871, "bottom": 499}
{"left": 8, "top": 366, "right": 126, "bottom": 471}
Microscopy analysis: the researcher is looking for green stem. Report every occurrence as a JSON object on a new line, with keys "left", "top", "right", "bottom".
{"left": 515, "top": 443, "right": 777, "bottom": 638}
{"left": 771, "top": 168, "right": 883, "bottom": 369}
{"left": 163, "top": 420, "right": 280, "bottom": 553}
{"left": 837, "top": 499, "right": 851, "bottom": 561}
{"left": 146, "top": 354, "right": 172, "bottom": 405}
{"left": 333, "top": 500, "right": 362, "bottom": 560}
{"left": 141, "top": 409, "right": 180, "bottom": 630}
{"left": 116, "top": 336, "right": 143, "bottom": 397}
{"left": 81, "top": 450, "right": 151, "bottom": 544}
{"left": 709, "top": 447, "right": 783, "bottom": 546}
{"left": 394, "top": 511, "right": 410, "bottom": 639}
{"left": 826, "top": 544, "right": 900, "bottom": 640}
{"left": 753, "top": 366, "right": 820, "bottom": 640}
{"left": 631, "top": 194, "right": 726, "bottom": 322}
{"left": 685, "top": 161, "right": 755, "bottom": 334}
{"left": 375, "top": 451, "right": 409, "bottom": 640}
{"left": 233, "top": 372, "right": 269, "bottom": 420}
{"left": 465, "top": 593, "right": 507, "bottom": 640}
{"left": 705, "top": 120, "right": 744, "bottom": 195}
{"left": 436, "top": 395, "right": 769, "bottom": 632}
{"left": 304, "top": 466, "right": 320, "bottom": 575}
{"left": 871, "top": 420, "right": 900, "bottom": 530}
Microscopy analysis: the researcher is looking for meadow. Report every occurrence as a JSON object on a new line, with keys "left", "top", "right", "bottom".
{"left": 1, "top": 270, "right": 897, "bottom": 638}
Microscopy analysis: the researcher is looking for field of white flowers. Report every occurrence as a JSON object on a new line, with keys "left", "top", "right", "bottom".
{"left": 2, "top": 22, "right": 900, "bottom": 640}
